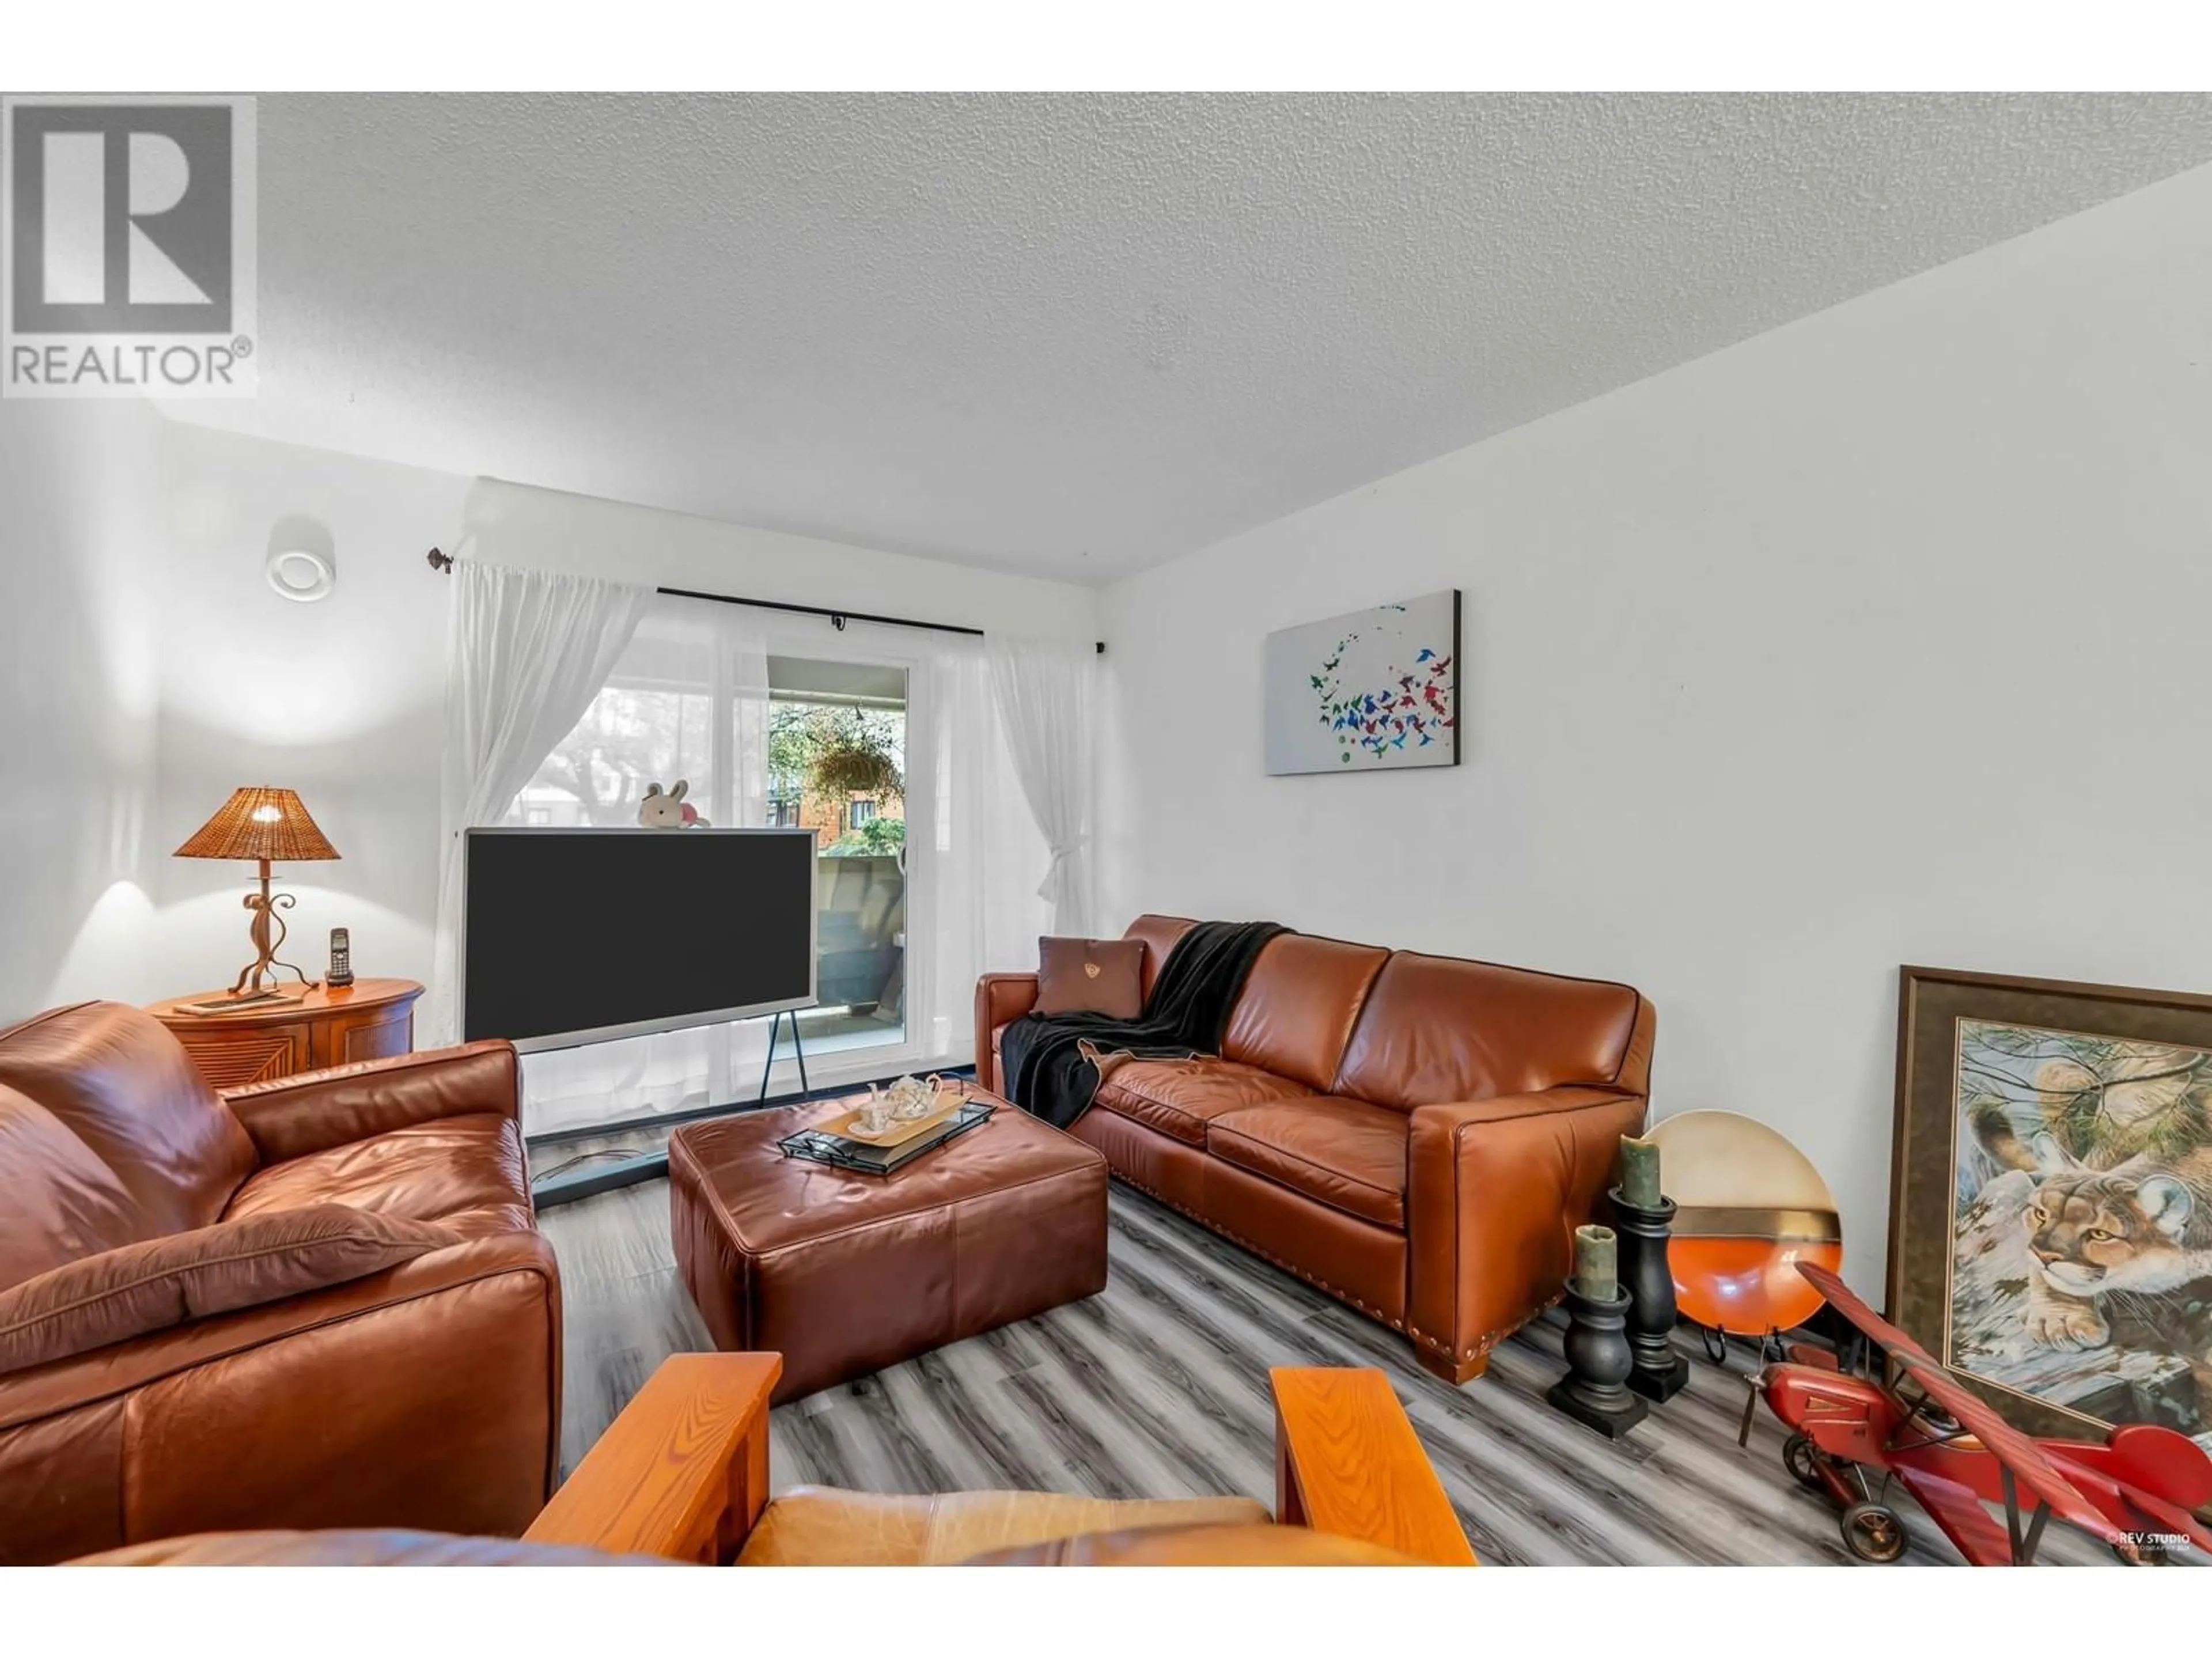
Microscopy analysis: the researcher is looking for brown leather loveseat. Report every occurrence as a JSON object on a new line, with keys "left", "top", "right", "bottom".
{"left": 0, "top": 1002, "right": 561, "bottom": 1564}
{"left": 976, "top": 917, "right": 1654, "bottom": 1384}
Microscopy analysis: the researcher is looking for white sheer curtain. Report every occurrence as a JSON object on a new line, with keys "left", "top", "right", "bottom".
{"left": 986, "top": 632, "right": 1097, "bottom": 935}
{"left": 426, "top": 560, "right": 653, "bottom": 1047}
{"left": 517, "top": 594, "right": 773, "bottom": 1132}
{"left": 909, "top": 637, "right": 994, "bottom": 1066}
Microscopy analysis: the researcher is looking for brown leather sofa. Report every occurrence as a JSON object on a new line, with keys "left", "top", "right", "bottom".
{"left": 976, "top": 916, "right": 1654, "bottom": 1384}
{"left": 0, "top": 1001, "right": 561, "bottom": 1564}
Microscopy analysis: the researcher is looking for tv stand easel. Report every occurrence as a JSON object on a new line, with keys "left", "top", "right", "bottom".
{"left": 757, "top": 1007, "right": 810, "bottom": 1102}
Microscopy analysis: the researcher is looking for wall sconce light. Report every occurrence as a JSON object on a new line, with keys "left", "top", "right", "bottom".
{"left": 266, "top": 545, "right": 336, "bottom": 603}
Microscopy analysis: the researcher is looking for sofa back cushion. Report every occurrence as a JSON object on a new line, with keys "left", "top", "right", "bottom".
{"left": 0, "top": 1085, "right": 146, "bottom": 1293}
{"left": 1332, "top": 953, "right": 1643, "bottom": 1111}
{"left": 1222, "top": 934, "right": 1390, "bottom": 1092}
{"left": 1122, "top": 915, "right": 1197, "bottom": 999}
{"left": 0, "top": 1003, "right": 257, "bottom": 1240}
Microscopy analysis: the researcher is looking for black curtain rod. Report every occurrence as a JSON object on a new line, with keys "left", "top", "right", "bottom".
{"left": 427, "top": 548, "right": 1103, "bottom": 653}
{"left": 658, "top": 584, "right": 983, "bottom": 637}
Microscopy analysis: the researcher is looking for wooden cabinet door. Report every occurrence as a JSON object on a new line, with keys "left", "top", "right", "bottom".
{"left": 171, "top": 1021, "right": 313, "bottom": 1088}
{"left": 333, "top": 1007, "right": 414, "bottom": 1067}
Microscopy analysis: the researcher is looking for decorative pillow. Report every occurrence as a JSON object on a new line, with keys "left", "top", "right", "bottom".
{"left": 0, "top": 1203, "right": 459, "bottom": 1377}
{"left": 1033, "top": 937, "right": 1145, "bottom": 1020}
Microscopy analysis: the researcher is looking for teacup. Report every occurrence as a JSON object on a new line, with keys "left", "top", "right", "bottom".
{"left": 851, "top": 1086, "right": 894, "bottom": 1135}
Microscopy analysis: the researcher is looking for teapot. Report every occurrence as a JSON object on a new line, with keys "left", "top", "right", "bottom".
{"left": 883, "top": 1073, "right": 946, "bottom": 1120}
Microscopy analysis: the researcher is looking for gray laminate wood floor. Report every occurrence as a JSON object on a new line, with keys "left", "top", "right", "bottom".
{"left": 536, "top": 1175, "right": 2139, "bottom": 1566}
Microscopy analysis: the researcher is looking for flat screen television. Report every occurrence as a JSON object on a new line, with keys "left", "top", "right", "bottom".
{"left": 461, "top": 827, "right": 817, "bottom": 1051}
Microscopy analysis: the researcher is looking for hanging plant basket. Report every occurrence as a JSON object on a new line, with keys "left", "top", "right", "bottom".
{"left": 810, "top": 737, "right": 904, "bottom": 803}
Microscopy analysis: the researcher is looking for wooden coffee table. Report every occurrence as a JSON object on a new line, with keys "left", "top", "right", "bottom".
{"left": 668, "top": 1088, "right": 1108, "bottom": 1403}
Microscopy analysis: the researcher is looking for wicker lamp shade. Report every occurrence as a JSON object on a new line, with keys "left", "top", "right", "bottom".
{"left": 175, "top": 787, "right": 340, "bottom": 863}
{"left": 172, "top": 790, "right": 339, "bottom": 997}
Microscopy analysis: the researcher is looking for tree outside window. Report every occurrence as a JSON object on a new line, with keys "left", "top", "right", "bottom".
{"left": 769, "top": 701, "right": 905, "bottom": 855}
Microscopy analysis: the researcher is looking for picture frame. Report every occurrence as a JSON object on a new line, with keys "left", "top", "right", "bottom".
{"left": 1262, "top": 589, "right": 1460, "bottom": 776}
{"left": 1891, "top": 965, "right": 2212, "bottom": 1452}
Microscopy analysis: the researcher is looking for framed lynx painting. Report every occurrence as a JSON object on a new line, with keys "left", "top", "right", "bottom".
{"left": 1892, "top": 966, "right": 2212, "bottom": 1453}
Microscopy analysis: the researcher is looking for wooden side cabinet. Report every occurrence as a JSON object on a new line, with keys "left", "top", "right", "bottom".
{"left": 147, "top": 978, "right": 425, "bottom": 1090}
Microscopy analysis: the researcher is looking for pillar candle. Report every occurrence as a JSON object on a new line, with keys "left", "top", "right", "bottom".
{"left": 1617, "top": 1133, "right": 1662, "bottom": 1209}
{"left": 1573, "top": 1224, "right": 1618, "bottom": 1301}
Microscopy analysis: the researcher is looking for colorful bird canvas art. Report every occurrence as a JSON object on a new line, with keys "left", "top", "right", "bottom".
{"left": 1262, "top": 590, "right": 1460, "bottom": 775}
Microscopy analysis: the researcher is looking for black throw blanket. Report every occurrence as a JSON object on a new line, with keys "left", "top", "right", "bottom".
{"left": 999, "top": 920, "right": 1288, "bottom": 1130}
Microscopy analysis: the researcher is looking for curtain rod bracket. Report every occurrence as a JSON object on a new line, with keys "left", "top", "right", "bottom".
{"left": 426, "top": 547, "right": 454, "bottom": 573}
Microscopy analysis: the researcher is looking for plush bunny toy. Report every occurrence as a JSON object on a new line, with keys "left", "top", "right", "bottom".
{"left": 638, "top": 779, "right": 709, "bottom": 828}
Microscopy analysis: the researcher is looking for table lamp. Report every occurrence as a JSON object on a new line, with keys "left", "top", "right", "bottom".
{"left": 173, "top": 787, "right": 341, "bottom": 997}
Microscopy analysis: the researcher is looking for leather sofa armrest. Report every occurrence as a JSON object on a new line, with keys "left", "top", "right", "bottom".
{"left": 223, "top": 1041, "right": 521, "bottom": 1165}
{"left": 0, "top": 1232, "right": 555, "bottom": 1434}
{"left": 972, "top": 973, "right": 1039, "bottom": 1096}
{"left": 1404, "top": 1085, "right": 1648, "bottom": 1384}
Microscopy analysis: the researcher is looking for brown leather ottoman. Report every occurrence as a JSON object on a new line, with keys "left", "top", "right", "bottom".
{"left": 668, "top": 1093, "right": 1109, "bottom": 1403}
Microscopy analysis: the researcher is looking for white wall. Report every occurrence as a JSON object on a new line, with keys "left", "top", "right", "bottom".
{"left": 1096, "top": 161, "right": 2212, "bottom": 1296}
{"left": 0, "top": 398, "right": 165, "bottom": 1019}
{"left": 147, "top": 423, "right": 470, "bottom": 995}
{"left": 5, "top": 421, "right": 1097, "bottom": 1021}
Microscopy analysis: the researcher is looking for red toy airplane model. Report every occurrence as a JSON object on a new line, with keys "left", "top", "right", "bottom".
{"left": 1746, "top": 1261, "right": 2211, "bottom": 1565}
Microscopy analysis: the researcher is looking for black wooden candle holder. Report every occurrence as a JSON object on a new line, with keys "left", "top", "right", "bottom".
{"left": 1609, "top": 1188, "right": 1691, "bottom": 1403}
{"left": 1545, "top": 1279, "right": 1647, "bottom": 1440}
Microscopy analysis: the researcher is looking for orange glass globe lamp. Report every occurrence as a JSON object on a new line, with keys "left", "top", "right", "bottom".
{"left": 1647, "top": 1110, "right": 1843, "bottom": 1351}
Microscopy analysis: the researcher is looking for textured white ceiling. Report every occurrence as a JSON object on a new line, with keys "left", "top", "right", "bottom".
{"left": 170, "top": 92, "right": 2212, "bottom": 581}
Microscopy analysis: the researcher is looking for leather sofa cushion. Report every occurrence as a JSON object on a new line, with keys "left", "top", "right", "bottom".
{"left": 1093, "top": 1059, "right": 1312, "bottom": 1146}
{"left": 1332, "top": 953, "right": 1642, "bottom": 1112}
{"left": 0, "top": 1085, "right": 145, "bottom": 1293}
{"left": 737, "top": 1487, "right": 1270, "bottom": 1566}
{"left": 0, "top": 1003, "right": 256, "bottom": 1239}
{"left": 0, "top": 1203, "right": 457, "bottom": 1376}
{"left": 1222, "top": 935, "right": 1389, "bottom": 1093}
{"left": 222, "top": 1113, "right": 533, "bottom": 1241}
{"left": 1208, "top": 1097, "right": 1409, "bottom": 1230}
{"left": 1034, "top": 937, "right": 1145, "bottom": 1019}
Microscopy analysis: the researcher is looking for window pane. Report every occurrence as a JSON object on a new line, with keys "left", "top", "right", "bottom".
{"left": 503, "top": 682, "right": 717, "bottom": 827}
